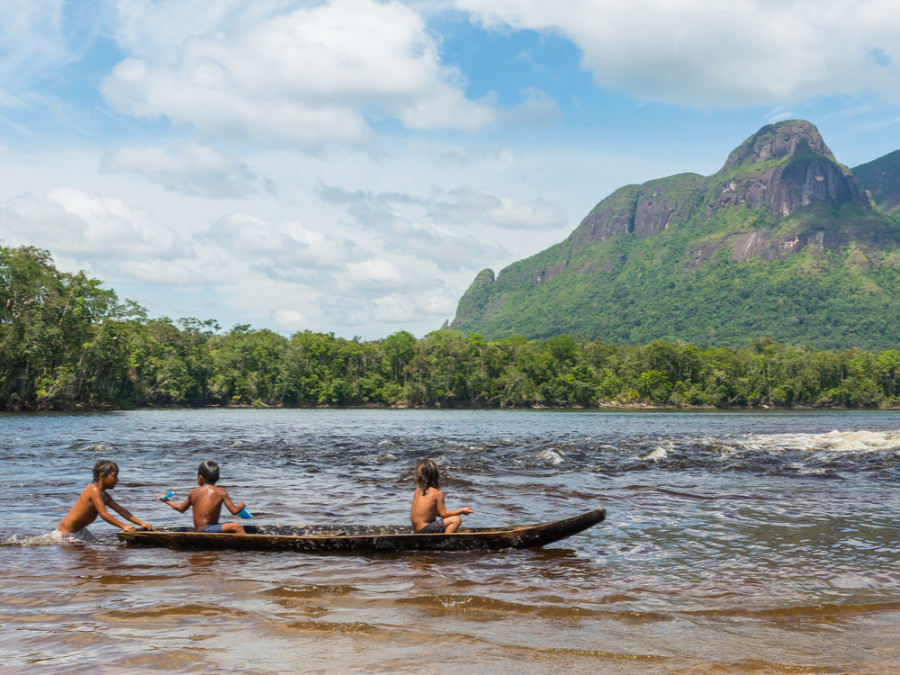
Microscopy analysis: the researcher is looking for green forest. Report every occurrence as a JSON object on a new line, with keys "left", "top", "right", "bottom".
{"left": 2, "top": 245, "right": 899, "bottom": 411}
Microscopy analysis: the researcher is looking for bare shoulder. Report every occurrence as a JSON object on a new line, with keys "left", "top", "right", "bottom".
{"left": 82, "top": 483, "right": 106, "bottom": 502}
{"left": 421, "top": 487, "right": 443, "bottom": 504}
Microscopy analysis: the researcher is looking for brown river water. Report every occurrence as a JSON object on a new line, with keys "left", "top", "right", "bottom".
{"left": 1, "top": 409, "right": 898, "bottom": 673}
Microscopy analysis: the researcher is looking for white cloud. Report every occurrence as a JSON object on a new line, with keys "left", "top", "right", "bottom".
{"left": 378, "top": 217, "right": 508, "bottom": 272}
{"left": 0, "top": 187, "right": 193, "bottom": 266}
{"left": 428, "top": 187, "right": 568, "bottom": 230}
{"left": 456, "top": 0, "right": 900, "bottom": 107}
{"left": 315, "top": 181, "right": 519, "bottom": 271}
{"left": 102, "top": 143, "right": 273, "bottom": 198}
{"left": 101, "top": 0, "right": 496, "bottom": 148}
{"left": 207, "top": 212, "right": 363, "bottom": 273}
{"left": 271, "top": 307, "right": 309, "bottom": 332}
{"left": 341, "top": 258, "right": 409, "bottom": 293}
{"left": 108, "top": 0, "right": 266, "bottom": 62}
{"left": 316, "top": 274, "right": 455, "bottom": 328}
{"left": 101, "top": 259, "right": 207, "bottom": 286}
{"left": 0, "top": 0, "right": 67, "bottom": 104}
{"left": 497, "top": 88, "right": 561, "bottom": 126}
{"left": 369, "top": 292, "right": 449, "bottom": 324}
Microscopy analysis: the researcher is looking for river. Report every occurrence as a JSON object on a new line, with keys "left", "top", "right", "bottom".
{"left": 1, "top": 408, "right": 898, "bottom": 673}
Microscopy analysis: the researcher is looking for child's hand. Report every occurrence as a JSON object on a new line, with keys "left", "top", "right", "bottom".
{"left": 461, "top": 507, "right": 474, "bottom": 515}
{"left": 122, "top": 524, "right": 136, "bottom": 533}
{"left": 140, "top": 522, "right": 152, "bottom": 531}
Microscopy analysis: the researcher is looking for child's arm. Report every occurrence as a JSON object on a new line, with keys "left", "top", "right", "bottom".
{"left": 221, "top": 490, "right": 246, "bottom": 516}
{"left": 102, "top": 493, "right": 152, "bottom": 531}
{"left": 156, "top": 493, "right": 191, "bottom": 513}
{"left": 435, "top": 491, "right": 473, "bottom": 518}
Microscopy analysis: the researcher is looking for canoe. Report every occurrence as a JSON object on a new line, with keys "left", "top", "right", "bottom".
{"left": 116, "top": 508, "right": 606, "bottom": 552}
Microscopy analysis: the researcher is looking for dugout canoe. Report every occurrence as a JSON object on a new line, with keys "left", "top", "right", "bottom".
{"left": 116, "top": 508, "right": 606, "bottom": 552}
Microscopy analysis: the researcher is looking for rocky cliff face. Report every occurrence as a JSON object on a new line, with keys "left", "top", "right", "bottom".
{"left": 569, "top": 174, "right": 705, "bottom": 251}
{"left": 712, "top": 122, "right": 870, "bottom": 221}
{"left": 719, "top": 120, "right": 834, "bottom": 171}
{"left": 565, "top": 121, "right": 873, "bottom": 265}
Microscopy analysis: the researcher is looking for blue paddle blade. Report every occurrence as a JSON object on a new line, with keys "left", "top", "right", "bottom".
{"left": 163, "top": 491, "right": 175, "bottom": 500}
{"left": 238, "top": 507, "right": 253, "bottom": 519}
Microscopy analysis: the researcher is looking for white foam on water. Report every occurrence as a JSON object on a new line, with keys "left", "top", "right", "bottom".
{"left": 536, "top": 449, "right": 564, "bottom": 465}
{"left": 2, "top": 532, "right": 62, "bottom": 547}
{"left": 79, "top": 443, "right": 115, "bottom": 453}
{"left": 741, "top": 429, "right": 900, "bottom": 453}
{"left": 641, "top": 446, "right": 669, "bottom": 461}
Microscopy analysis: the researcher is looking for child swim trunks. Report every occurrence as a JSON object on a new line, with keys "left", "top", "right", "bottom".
{"left": 415, "top": 519, "right": 445, "bottom": 534}
{"left": 54, "top": 528, "right": 96, "bottom": 542}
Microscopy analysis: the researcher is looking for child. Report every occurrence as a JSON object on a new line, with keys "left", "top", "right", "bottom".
{"left": 410, "top": 459, "right": 473, "bottom": 534}
{"left": 157, "top": 460, "right": 247, "bottom": 534}
{"left": 56, "top": 459, "right": 152, "bottom": 541}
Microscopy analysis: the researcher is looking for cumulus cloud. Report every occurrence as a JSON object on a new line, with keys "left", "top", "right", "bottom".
{"left": 206, "top": 212, "right": 364, "bottom": 274}
{"left": 428, "top": 186, "right": 568, "bottom": 230}
{"left": 315, "top": 275, "right": 454, "bottom": 328}
{"left": 456, "top": 0, "right": 900, "bottom": 106}
{"left": 339, "top": 258, "right": 410, "bottom": 294}
{"left": 316, "top": 182, "right": 517, "bottom": 271}
{"left": 271, "top": 307, "right": 309, "bottom": 332}
{"left": 0, "top": 188, "right": 196, "bottom": 279}
{"left": 0, "top": 188, "right": 204, "bottom": 287}
{"left": 378, "top": 217, "right": 508, "bottom": 272}
{"left": 102, "top": 143, "right": 273, "bottom": 198}
{"left": 101, "top": 0, "right": 496, "bottom": 148}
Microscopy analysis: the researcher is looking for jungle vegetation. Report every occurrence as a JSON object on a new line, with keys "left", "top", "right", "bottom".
{"left": 2, "top": 245, "right": 898, "bottom": 411}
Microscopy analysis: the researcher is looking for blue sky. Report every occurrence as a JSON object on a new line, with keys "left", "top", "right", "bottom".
{"left": 2, "top": 0, "right": 900, "bottom": 339}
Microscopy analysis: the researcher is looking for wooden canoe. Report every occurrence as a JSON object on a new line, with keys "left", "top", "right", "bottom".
{"left": 116, "top": 508, "right": 606, "bottom": 552}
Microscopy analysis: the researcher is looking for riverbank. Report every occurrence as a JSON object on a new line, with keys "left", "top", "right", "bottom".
{"left": 5, "top": 398, "right": 900, "bottom": 413}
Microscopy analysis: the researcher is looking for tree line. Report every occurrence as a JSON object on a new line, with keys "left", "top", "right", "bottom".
{"left": 2, "top": 245, "right": 899, "bottom": 410}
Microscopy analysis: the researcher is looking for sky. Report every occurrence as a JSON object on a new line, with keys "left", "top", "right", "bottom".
{"left": 2, "top": 0, "right": 900, "bottom": 340}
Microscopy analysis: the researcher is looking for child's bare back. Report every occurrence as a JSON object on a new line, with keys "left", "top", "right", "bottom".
{"left": 157, "top": 460, "right": 247, "bottom": 534}
{"left": 410, "top": 459, "right": 472, "bottom": 534}
{"left": 187, "top": 483, "right": 240, "bottom": 532}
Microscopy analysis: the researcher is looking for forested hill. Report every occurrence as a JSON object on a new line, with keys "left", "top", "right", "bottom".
{"left": 452, "top": 120, "right": 900, "bottom": 350}
{"left": 853, "top": 149, "right": 900, "bottom": 215}
{"left": 3, "top": 243, "right": 900, "bottom": 411}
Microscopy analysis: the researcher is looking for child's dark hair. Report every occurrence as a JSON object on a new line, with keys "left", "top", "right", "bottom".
{"left": 93, "top": 459, "right": 119, "bottom": 482}
{"left": 414, "top": 459, "right": 441, "bottom": 495}
{"left": 198, "top": 460, "right": 220, "bottom": 485}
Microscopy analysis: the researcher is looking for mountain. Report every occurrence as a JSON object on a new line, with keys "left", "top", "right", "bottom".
{"left": 853, "top": 150, "right": 900, "bottom": 215}
{"left": 451, "top": 120, "right": 900, "bottom": 350}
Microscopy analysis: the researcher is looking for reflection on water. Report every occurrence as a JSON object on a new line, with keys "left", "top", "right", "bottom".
{"left": 0, "top": 409, "right": 898, "bottom": 672}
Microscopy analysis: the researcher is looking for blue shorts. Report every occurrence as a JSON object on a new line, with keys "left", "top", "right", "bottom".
{"left": 200, "top": 524, "right": 224, "bottom": 533}
{"left": 415, "top": 519, "right": 444, "bottom": 534}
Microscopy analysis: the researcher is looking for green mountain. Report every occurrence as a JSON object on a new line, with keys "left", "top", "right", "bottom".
{"left": 853, "top": 150, "right": 900, "bottom": 215}
{"left": 451, "top": 120, "right": 900, "bottom": 350}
